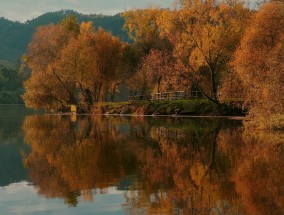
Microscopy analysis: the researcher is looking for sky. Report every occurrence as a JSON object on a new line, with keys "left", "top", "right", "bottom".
{"left": 0, "top": 0, "right": 174, "bottom": 22}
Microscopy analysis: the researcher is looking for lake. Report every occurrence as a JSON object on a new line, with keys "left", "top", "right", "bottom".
{"left": 0, "top": 105, "right": 283, "bottom": 215}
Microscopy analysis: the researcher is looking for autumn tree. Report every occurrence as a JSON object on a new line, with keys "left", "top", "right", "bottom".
{"left": 122, "top": 8, "right": 171, "bottom": 54}
{"left": 119, "top": 44, "right": 142, "bottom": 93}
{"left": 22, "top": 17, "right": 80, "bottom": 111}
{"left": 55, "top": 22, "right": 96, "bottom": 106}
{"left": 232, "top": 1, "right": 284, "bottom": 129}
{"left": 157, "top": 0, "right": 251, "bottom": 104}
{"left": 122, "top": 8, "right": 175, "bottom": 96}
{"left": 129, "top": 49, "right": 177, "bottom": 94}
{"left": 23, "top": 17, "right": 125, "bottom": 111}
{"left": 91, "top": 28, "right": 124, "bottom": 102}
{"left": 56, "top": 22, "right": 124, "bottom": 104}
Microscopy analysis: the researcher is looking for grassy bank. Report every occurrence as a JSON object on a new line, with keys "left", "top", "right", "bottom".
{"left": 90, "top": 99, "right": 245, "bottom": 116}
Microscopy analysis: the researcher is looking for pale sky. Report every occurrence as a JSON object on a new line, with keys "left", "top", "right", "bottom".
{"left": 0, "top": 0, "right": 174, "bottom": 22}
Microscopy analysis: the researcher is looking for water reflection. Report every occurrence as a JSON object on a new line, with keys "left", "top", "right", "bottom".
{"left": 124, "top": 121, "right": 240, "bottom": 215}
{"left": 23, "top": 115, "right": 141, "bottom": 206}
{"left": 21, "top": 115, "right": 283, "bottom": 215}
{"left": 0, "top": 105, "right": 34, "bottom": 186}
{"left": 230, "top": 130, "right": 284, "bottom": 215}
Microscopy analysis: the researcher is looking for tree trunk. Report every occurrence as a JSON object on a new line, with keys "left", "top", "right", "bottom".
{"left": 209, "top": 66, "right": 220, "bottom": 105}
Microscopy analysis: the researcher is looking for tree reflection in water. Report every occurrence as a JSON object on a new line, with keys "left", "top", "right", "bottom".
{"left": 124, "top": 119, "right": 240, "bottom": 215}
{"left": 23, "top": 115, "right": 141, "bottom": 206}
{"left": 229, "top": 130, "right": 284, "bottom": 215}
{"left": 22, "top": 115, "right": 283, "bottom": 215}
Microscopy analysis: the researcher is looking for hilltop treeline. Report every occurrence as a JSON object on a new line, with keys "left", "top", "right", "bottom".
{"left": 0, "top": 10, "right": 127, "bottom": 63}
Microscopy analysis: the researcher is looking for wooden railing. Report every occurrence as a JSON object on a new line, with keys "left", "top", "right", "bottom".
{"left": 128, "top": 91, "right": 203, "bottom": 102}
{"left": 128, "top": 95, "right": 152, "bottom": 102}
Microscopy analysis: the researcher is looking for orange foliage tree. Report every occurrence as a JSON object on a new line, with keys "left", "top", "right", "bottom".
{"left": 157, "top": 0, "right": 251, "bottom": 104}
{"left": 22, "top": 17, "right": 79, "bottom": 111}
{"left": 122, "top": 8, "right": 175, "bottom": 95}
{"left": 56, "top": 22, "right": 124, "bottom": 105}
{"left": 122, "top": 8, "right": 171, "bottom": 54}
{"left": 122, "top": 1, "right": 251, "bottom": 102}
{"left": 129, "top": 49, "right": 177, "bottom": 94}
{"left": 22, "top": 17, "right": 126, "bottom": 111}
{"left": 231, "top": 1, "right": 284, "bottom": 129}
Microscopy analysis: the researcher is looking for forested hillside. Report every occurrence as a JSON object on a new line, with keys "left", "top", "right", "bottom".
{"left": 0, "top": 64, "right": 24, "bottom": 103}
{"left": 0, "top": 10, "right": 128, "bottom": 63}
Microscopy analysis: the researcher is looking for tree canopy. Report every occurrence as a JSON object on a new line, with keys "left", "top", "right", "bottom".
{"left": 18, "top": 0, "right": 284, "bottom": 128}
{"left": 22, "top": 17, "right": 126, "bottom": 111}
{"left": 232, "top": 1, "right": 284, "bottom": 129}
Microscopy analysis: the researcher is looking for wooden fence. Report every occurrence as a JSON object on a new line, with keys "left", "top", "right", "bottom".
{"left": 128, "top": 91, "right": 203, "bottom": 102}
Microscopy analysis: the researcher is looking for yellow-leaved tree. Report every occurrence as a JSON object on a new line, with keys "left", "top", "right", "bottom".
{"left": 22, "top": 17, "right": 80, "bottom": 111}
{"left": 57, "top": 22, "right": 124, "bottom": 105}
{"left": 22, "top": 17, "right": 125, "bottom": 111}
{"left": 158, "top": 0, "right": 251, "bottom": 104}
{"left": 122, "top": 8, "right": 171, "bottom": 54}
{"left": 232, "top": 1, "right": 284, "bottom": 129}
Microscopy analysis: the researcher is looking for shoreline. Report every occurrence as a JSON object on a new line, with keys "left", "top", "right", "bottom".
{"left": 52, "top": 112, "right": 245, "bottom": 120}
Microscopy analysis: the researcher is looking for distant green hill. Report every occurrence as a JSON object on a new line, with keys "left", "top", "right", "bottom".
{"left": 0, "top": 10, "right": 128, "bottom": 63}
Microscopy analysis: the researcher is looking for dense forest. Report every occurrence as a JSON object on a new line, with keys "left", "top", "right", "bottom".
{"left": 1, "top": 0, "right": 283, "bottom": 129}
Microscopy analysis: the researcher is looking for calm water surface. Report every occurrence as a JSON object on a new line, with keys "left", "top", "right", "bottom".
{"left": 0, "top": 105, "right": 283, "bottom": 215}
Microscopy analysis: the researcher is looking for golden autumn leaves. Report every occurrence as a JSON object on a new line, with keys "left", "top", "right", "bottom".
{"left": 232, "top": 1, "right": 284, "bottom": 129}
{"left": 22, "top": 0, "right": 284, "bottom": 128}
{"left": 22, "top": 17, "right": 127, "bottom": 111}
{"left": 122, "top": 1, "right": 251, "bottom": 104}
{"left": 122, "top": 0, "right": 284, "bottom": 128}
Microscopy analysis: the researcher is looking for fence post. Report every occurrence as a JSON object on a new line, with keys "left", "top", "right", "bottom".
{"left": 71, "top": 105, "right": 77, "bottom": 114}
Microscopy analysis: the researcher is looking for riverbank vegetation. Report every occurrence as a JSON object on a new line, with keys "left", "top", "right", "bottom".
{"left": 21, "top": 0, "right": 284, "bottom": 129}
{"left": 91, "top": 100, "right": 244, "bottom": 116}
